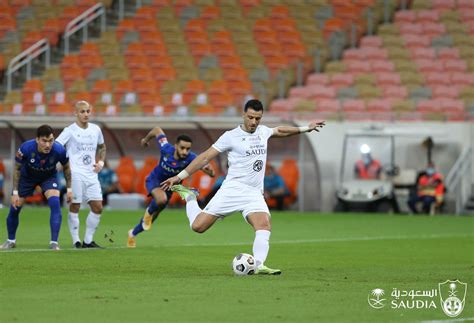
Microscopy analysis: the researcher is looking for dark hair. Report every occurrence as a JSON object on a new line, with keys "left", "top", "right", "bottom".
{"left": 244, "top": 99, "right": 264, "bottom": 112}
{"left": 176, "top": 134, "right": 192, "bottom": 144}
{"left": 36, "top": 124, "right": 54, "bottom": 138}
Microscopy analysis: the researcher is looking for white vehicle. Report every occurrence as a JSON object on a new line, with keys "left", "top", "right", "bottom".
{"left": 335, "top": 129, "right": 401, "bottom": 213}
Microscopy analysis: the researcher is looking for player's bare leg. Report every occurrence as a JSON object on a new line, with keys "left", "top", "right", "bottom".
{"left": 171, "top": 185, "right": 218, "bottom": 232}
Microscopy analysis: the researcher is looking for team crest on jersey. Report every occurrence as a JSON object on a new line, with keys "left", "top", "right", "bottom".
{"left": 158, "top": 137, "right": 168, "bottom": 145}
{"left": 82, "top": 155, "right": 92, "bottom": 165}
{"left": 253, "top": 160, "right": 263, "bottom": 172}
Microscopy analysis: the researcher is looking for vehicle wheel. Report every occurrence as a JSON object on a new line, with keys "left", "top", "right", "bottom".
{"left": 334, "top": 201, "right": 347, "bottom": 212}
{"left": 376, "top": 200, "right": 394, "bottom": 213}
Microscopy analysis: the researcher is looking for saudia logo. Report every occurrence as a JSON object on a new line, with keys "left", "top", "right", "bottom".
{"left": 368, "top": 280, "right": 467, "bottom": 318}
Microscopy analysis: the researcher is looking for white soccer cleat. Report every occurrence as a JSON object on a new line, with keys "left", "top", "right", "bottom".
{"left": 0, "top": 240, "right": 16, "bottom": 249}
{"left": 170, "top": 184, "right": 199, "bottom": 201}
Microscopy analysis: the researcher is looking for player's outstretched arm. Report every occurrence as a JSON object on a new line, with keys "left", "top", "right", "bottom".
{"left": 201, "top": 163, "right": 216, "bottom": 177}
{"left": 63, "top": 162, "right": 73, "bottom": 203}
{"left": 161, "top": 147, "right": 220, "bottom": 190}
{"left": 141, "top": 126, "right": 165, "bottom": 147}
{"left": 272, "top": 120, "right": 326, "bottom": 138}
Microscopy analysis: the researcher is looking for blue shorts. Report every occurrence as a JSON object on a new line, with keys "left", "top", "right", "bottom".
{"left": 145, "top": 175, "right": 172, "bottom": 200}
{"left": 18, "top": 175, "right": 59, "bottom": 198}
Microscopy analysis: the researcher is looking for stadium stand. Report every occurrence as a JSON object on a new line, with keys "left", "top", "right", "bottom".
{"left": 0, "top": 0, "right": 473, "bottom": 122}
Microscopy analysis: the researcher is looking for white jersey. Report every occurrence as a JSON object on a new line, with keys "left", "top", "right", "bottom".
{"left": 212, "top": 125, "right": 273, "bottom": 193}
{"left": 56, "top": 122, "right": 104, "bottom": 177}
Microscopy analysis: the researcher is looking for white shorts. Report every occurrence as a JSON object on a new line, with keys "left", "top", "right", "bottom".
{"left": 71, "top": 173, "right": 103, "bottom": 204}
{"left": 203, "top": 182, "right": 270, "bottom": 219}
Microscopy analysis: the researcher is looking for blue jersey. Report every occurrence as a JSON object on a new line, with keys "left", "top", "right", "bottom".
{"left": 149, "top": 135, "right": 196, "bottom": 182}
{"left": 16, "top": 139, "right": 68, "bottom": 182}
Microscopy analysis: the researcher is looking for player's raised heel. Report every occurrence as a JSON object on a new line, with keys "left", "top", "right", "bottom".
{"left": 0, "top": 240, "right": 16, "bottom": 249}
{"left": 142, "top": 213, "right": 153, "bottom": 231}
{"left": 170, "top": 184, "right": 199, "bottom": 201}
{"left": 256, "top": 265, "right": 282, "bottom": 275}
{"left": 127, "top": 230, "right": 136, "bottom": 248}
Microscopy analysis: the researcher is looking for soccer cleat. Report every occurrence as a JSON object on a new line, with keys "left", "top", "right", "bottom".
{"left": 170, "top": 184, "right": 199, "bottom": 201}
{"left": 255, "top": 265, "right": 282, "bottom": 275}
{"left": 142, "top": 213, "right": 153, "bottom": 231}
{"left": 73, "top": 241, "right": 82, "bottom": 249}
{"left": 49, "top": 242, "right": 60, "bottom": 250}
{"left": 82, "top": 241, "right": 104, "bottom": 249}
{"left": 0, "top": 240, "right": 16, "bottom": 249}
{"left": 127, "top": 230, "right": 136, "bottom": 248}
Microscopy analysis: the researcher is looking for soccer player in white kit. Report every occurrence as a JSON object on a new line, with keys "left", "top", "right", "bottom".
{"left": 161, "top": 99, "right": 325, "bottom": 274}
{"left": 56, "top": 101, "right": 107, "bottom": 248}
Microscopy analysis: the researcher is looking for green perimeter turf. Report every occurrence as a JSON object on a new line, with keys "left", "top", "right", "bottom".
{"left": 0, "top": 208, "right": 473, "bottom": 323}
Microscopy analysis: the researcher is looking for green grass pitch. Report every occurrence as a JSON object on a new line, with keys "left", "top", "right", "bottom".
{"left": 0, "top": 208, "right": 472, "bottom": 323}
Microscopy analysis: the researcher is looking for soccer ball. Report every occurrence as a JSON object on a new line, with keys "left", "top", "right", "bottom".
{"left": 232, "top": 253, "right": 256, "bottom": 275}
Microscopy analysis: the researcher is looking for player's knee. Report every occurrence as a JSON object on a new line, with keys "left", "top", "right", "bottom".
{"left": 147, "top": 199, "right": 164, "bottom": 214}
{"left": 47, "top": 196, "right": 61, "bottom": 209}
{"left": 191, "top": 222, "right": 207, "bottom": 234}
{"left": 92, "top": 205, "right": 103, "bottom": 214}
{"left": 70, "top": 203, "right": 81, "bottom": 213}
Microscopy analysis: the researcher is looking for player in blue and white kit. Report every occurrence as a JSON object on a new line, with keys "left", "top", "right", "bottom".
{"left": 0, "top": 125, "right": 72, "bottom": 250}
{"left": 161, "top": 99, "right": 325, "bottom": 274}
{"left": 127, "top": 126, "right": 215, "bottom": 248}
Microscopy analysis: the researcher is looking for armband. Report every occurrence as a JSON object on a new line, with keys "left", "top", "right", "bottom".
{"left": 67, "top": 188, "right": 72, "bottom": 193}
{"left": 12, "top": 190, "right": 18, "bottom": 196}
{"left": 298, "top": 126, "right": 310, "bottom": 133}
{"left": 177, "top": 170, "right": 189, "bottom": 180}
{"left": 97, "top": 160, "right": 104, "bottom": 168}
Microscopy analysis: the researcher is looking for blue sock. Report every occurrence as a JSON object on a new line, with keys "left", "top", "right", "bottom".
{"left": 48, "top": 196, "right": 62, "bottom": 242}
{"left": 132, "top": 220, "right": 144, "bottom": 236}
{"left": 7, "top": 205, "right": 22, "bottom": 240}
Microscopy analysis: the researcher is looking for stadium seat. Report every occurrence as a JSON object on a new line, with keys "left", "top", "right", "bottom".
{"left": 278, "top": 158, "right": 299, "bottom": 207}
{"left": 116, "top": 156, "right": 137, "bottom": 193}
{"left": 135, "top": 156, "right": 158, "bottom": 197}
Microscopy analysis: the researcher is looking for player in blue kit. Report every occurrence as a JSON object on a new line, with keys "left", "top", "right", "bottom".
{"left": 0, "top": 125, "right": 72, "bottom": 250}
{"left": 127, "top": 126, "right": 215, "bottom": 248}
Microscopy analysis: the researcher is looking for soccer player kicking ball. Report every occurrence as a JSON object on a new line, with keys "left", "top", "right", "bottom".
{"left": 161, "top": 99, "right": 325, "bottom": 275}
{"left": 127, "top": 127, "right": 215, "bottom": 248}
{"left": 56, "top": 101, "right": 107, "bottom": 248}
{"left": 1, "top": 125, "right": 72, "bottom": 250}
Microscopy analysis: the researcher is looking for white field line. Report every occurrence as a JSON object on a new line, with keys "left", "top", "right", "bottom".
{"left": 420, "top": 317, "right": 474, "bottom": 323}
{"left": 0, "top": 233, "right": 471, "bottom": 253}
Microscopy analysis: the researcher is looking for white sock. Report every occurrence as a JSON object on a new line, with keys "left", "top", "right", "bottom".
{"left": 253, "top": 230, "right": 271, "bottom": 267}
{"left": 84, "top": 211, "right": 101, "bottom": 244}
{"left": 68, "top": 212, "right": 80, "bottom": 243}
{"left": 8, "top": 239, "right": 16, "bottom": 243}
{"left": 185, "top": 198, "right": 202, "bottom": 227}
